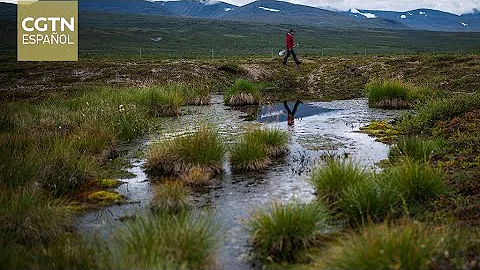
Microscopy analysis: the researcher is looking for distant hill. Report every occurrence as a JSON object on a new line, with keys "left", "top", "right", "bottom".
{"left": 219, "top": 0, "right": 407, "bottom": 29}
{"left": 79, "top": 0, "right": 237, "bottom": 18}
{"left": 76, "top": 0, "right": 480, "bottom": 32}
{"left": 344, "top": 8, "right": 480, "bottom": 32}
{"left": 78, "top": 0, "right": 409, "bottom": 30}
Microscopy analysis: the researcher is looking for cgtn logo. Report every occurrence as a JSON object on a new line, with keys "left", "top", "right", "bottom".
{"left": 21, "top": 17, "right": 75, "bottom": 45}
{"left": 17, "top": 1, "right": 78, "bottom": 61}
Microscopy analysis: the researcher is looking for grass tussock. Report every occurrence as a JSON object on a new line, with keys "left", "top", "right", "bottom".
{"left": 174, "top": 84, "right": 211, "bottom": 105}
{"left": 230, "top": 127, "right": 289, "bottom": 172}
{"left": 141, "top": 85, "right": 185, "bottom": 117}
{"left": 230, "top": 137, "right": 270, "bottom": 172}
{"left": 309, "top": 158, "right": 370, "bottom": 202}
{"left": 389, "top": 136, "right": 442, "bottom": 163}
{"left": 150, "top": 182, "right": 190, "bottom": 215}
{"left": 339, "top": 177, "right": 402, "bottom": 224}
{"left": 366, "top": 80, "right": 411, "bottom": 109}
{"left": 145, "top": 126, "right": 225, "bottom": 182}
{"left": 322, "top": 222, "right": 467, "bottom": 270}
{"left": 224, "top": 79, "right": 261, "bottom": 106}
{"left": 383, "top": 159, "right": 446, "bottom": 204}
{"left": 108, "top": 212, "right": 219, "bottom": 269}
{"left": 248, "top": 202, "right": 330, "bottom": 263}
{"left": 245, "top": 128, "right": 289, "bottom": 157}
{"left": 0, "top": 187, "right": 74, "bottom": 246}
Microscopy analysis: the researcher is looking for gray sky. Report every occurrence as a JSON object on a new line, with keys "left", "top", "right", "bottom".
{"left": 2, "top": 0, "right": 479, "bottom": 15}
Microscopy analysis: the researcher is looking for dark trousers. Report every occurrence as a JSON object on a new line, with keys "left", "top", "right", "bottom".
{"left": 283, "top": 49, "right": 301, "bottom": 65}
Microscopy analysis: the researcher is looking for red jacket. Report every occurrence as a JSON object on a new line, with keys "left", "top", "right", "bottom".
{"left": 286, "top": 33, "right": 294, "bottom": 50}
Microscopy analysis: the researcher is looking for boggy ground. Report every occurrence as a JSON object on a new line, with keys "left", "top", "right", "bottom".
{"left": 1, "top": 53, "right": 479, "bottom": 102}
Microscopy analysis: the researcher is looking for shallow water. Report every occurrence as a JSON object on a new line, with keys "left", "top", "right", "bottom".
{"left": 77, "top": 96, "right": 402, "bottom": 269}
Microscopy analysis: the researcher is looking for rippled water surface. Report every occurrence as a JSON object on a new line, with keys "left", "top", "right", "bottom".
{"left": 77, "top": 96, "right": 402, "bottom": 269}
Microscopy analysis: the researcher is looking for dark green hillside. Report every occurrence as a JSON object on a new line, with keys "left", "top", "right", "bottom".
{"left": 1, "top": 6, "right": 480, "bottom": 58}
{"left": 78, "top": 11, "right": 480, "bottom": 57}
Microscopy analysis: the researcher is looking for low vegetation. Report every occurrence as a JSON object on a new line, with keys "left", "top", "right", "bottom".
{"left": 309, "top": 158, "right": 370, "bottom": 202}
{"left": 230, "top": 128, "right": 289, "bottom": 172}
{"left": 0, "top": 187, "right": 75, "bottom": 246}
{"left": 244, "top": 128, "right": 289, "bottom": 157}
{"left": 366, "top": 80, "right": 411, "bottom": 109}
{"left": 230, "top": 136, "right": 270, "bottom": 172}
{"left": 140, "top": 85, "right": 185, "bottom": 117}
{"left": 145, "top": 126, "right": 225, "bottom": 182}
{"left": 384, "top": 159, "right": 446, "bottom": 205}
{"left": 339, "top": 176, "right": 402, "bottom": 224}
{"left": 224, "top": 79, "right": 261, "bottom": 106}
{"left": 389, "top": 136, "right": 442, "bottom": 163}
{"left": 366, "top": 79, "right": 439, "bottom": 109}
{"left": 150, "top": 182, "right": 190, "bottom": 215}
{"left": 248, "top": 202, "right": 330, "bottom": 263}
{"left": 108, "top": 212, "right": 219, "bottom": 269}
{"left": 398, "top": 93, "right": 480, "bottom": 134}
{"left": 321, "top": 222, "right": 467, "bottom": 270}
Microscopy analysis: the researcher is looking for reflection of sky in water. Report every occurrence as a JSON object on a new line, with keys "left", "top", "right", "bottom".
{"left": 77, "top": 96, "right": 403, "bottom": 270}
{"left": 257, "top": 101, "right": 338, "bottom": 123}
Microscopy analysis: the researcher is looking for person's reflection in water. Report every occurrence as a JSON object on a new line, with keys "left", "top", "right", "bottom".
{"left": 283, "top": 100, "right": 302, "bottom": 126}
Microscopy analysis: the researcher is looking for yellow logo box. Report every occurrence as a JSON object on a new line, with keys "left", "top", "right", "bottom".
{"left": 17, "top": 1, "right": 78, "bottom": 61}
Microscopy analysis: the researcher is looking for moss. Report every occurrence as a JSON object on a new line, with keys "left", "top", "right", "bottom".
{"left": 86, "top": 191, "right": 126, "bottom": 205}
{"left": 359, "top": 121, "right": 399, "bottom": 143}
{"left": 97, "top": 178, "right": 123, "bottom": 189}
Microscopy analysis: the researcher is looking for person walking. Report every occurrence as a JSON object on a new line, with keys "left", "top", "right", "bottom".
{"left": 283, "top": 29, "right": 302, "bottom": 67}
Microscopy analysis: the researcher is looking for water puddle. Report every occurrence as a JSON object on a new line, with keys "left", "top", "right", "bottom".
{"left": 77, "top": 96, "right": 402, "bottom": 269}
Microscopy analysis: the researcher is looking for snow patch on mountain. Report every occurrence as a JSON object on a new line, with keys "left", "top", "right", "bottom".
{"left": 461, "top": 22, "right": 468, "bottom": 26}
{"left": 400, "top": 14, "right": 407, "bottom": 19}
{"left": 258, "top": 6, "right": 280, "bottom": 12}
{"left": 225, "top": 7, "right": 233, "bottom": 11}
{"left": 350, "top": 8, "right": 376, "bottom": 19}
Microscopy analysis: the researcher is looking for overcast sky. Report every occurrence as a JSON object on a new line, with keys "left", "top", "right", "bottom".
{"left": 2, "top": 0, "right": 479, "bottom": 15}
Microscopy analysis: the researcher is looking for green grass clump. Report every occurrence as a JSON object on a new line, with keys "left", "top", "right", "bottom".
{"left": 339, "top": 177, "right": 402, "bottom": 224}
{"left": 224, "top": 79, "right": 261, "bottom": 106}
{"left": 398, "top": 94, "right": 480, "bottom": 134}
{"left": 245, "top": 128, "right": 289, "bottom": 157}
{"left": 0, "top": 236, "right": 100, "bottom": 270}
{"left": 366, "top": 80, "right": 410, "bottom": 109}
{"left": 38, "top": 141, "right": 98, "bottom": 196}
{"left": 230, "top": 136, "right": 270, "bottom": 172}
{"left": 145, "top": 126, "right": 225, "bottom": 182}
{"left": 248, "top": 202, "right": 330, "bottom": 263}
{"left": 173, "top": 84, "right": 211, "bottom": 105}
{"left": 383, "top": 159, "right": 446, "bottom": 204}
{"left": 323, "top": 222, "right": 459, "bottom": 270}
{"left": 0, "top": 187, "right": 74, "bottom": 246}
{"left": 309, "top": 159, "right": 370, "bottom": 202}
{"left": 389, "top": 136, "right": 442, "bottom": 163}
{"left": 230, "top": 127, "right": 289, "bottom": 172}
{"left": 108, "top": 212, "right": 218, "bottom": 269}
{"left": 140, "top": 85, "right": 185, "bottom": 117}
{"left": 151, "top": 182, "right": 190, "bottom": 215}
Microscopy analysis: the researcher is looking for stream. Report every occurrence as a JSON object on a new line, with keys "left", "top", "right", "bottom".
{"left": 77, "top": 95, "right": 402, "bottom": 269}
